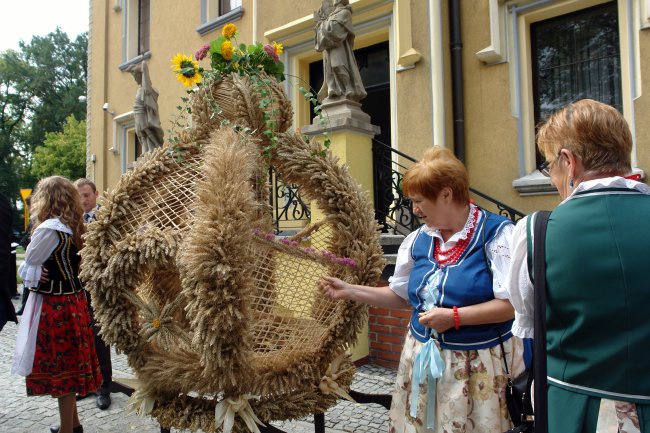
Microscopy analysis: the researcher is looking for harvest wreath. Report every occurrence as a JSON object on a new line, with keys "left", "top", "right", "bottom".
{"left": 79, "top": 23, "right": 384, "bottom": 433}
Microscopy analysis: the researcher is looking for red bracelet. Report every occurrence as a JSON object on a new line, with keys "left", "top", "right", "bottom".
{"left": 453, "top": 306, "right": 460, "bottom": 330}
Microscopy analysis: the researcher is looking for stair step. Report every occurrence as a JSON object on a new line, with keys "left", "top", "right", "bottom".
{"left": 383, "top": 253, "right": 398, "bottom": 265}
{"left": 379, "top": 234, "right": 406, "bottom": 246}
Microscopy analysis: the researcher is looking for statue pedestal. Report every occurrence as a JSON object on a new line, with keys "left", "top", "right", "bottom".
{"left": 302, "top": 98, "right": 380, "bottom": 363}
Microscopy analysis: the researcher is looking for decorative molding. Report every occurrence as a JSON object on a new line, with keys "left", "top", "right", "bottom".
{"left": 512, "top": 171, "right": 556, "bottom": 196}
{"left": 394, "top": 0, "right": 421, "bottom": 70}
{"left": 118, "top": 51, "right": 151, "bottom": 71}
{"left": 196, "top": 7, "right": 244, "bottom": 36}
{"left": 642, "top": 0, "right": 650, "bottom": 29}
{"left": 476, "top": 0, "right": 507, "bottom": 64}
{"left": 264, "top": 0, "right": 418, "bottom": 71}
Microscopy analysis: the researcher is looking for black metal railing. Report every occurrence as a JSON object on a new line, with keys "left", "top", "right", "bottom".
{"left": 371, "top": 139, "right": 525, "bottom": 234}
{"left": 268, "top": 167, "right": 311, "bottom": 234}
{"left": 372, "top": 140, "right": 420, "bottom": 235}
{"left": 265, "top": 141, "right": 525, "bottom": 237}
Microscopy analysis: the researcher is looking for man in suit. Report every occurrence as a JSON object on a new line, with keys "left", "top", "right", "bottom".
{"left": 75, "top": 179, "right": 113, "bottom": 410}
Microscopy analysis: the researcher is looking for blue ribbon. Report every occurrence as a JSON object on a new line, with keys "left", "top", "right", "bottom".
{"left": 410, "top": 337, "right": 445, "bottom": 429}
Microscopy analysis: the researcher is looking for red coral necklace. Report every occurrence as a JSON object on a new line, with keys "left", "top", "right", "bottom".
{"left": 434, "top": 205, "right": 479, "bottom": 267}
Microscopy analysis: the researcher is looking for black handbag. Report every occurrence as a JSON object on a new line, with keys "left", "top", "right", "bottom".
{"left": 503, "top": 211, "right": 550, "bottom": 433}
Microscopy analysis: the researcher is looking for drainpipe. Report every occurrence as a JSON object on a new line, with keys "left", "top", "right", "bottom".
{"left": 448, "top": 0, "right": 465, "bottom": 162}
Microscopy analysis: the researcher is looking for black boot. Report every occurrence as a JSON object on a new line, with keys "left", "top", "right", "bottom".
{"left": 49, "top": 424, "right": 83, "bottom": 433}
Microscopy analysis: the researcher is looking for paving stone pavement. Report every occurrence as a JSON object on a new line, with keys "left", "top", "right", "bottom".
{"left": 1, "top": 289, "right": 394, "bottom": 433}
{"left": 2, "top": 286, "right": 619, "bottom": 433}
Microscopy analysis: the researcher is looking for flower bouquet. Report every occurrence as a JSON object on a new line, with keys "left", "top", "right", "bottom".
{"left": 170, "top": 23, "right": 292, "bottom": 149}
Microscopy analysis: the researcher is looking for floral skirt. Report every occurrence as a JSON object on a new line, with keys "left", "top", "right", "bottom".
{"left": 26, "top": 291, "right": 103, "bottom": 397}
{"left": 389, "top": 331, "right": 525, "bottom": 433}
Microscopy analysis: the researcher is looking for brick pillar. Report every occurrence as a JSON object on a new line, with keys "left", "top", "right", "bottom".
{"left": 368, "top": 306, "right": 411, "bottom": 369}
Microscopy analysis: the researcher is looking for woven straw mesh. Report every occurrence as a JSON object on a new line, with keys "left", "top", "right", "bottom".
{"left": 248, "top": 224, "right": 347, "bottom": 360}
{"left": 107, "top": 148, "right": 349, "bottom": 362}
{"left": 112, "top": 153, "right": 205, "bottom": 237}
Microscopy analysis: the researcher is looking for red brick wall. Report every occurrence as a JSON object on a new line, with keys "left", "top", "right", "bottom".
{"left": 368, "top": 306, "right": 410, "bottom": 369}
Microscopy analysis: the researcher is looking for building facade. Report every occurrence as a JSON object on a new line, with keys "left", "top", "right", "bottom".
{"left": 87, "top": 0, "right": 650, "bottom": 365}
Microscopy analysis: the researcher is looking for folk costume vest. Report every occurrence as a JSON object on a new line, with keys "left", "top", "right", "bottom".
{"left": 30, "top": 230, "right": 83, "bottom": 296}
{"left": 541, "top": 187, "right": 650, "bottom": 402}
{"left": 407, "top": 209, "right": 513, "bottom": 349}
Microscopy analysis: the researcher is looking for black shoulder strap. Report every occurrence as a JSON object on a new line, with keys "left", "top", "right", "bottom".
{"left": 533, "top": 210, "right": 550, "bottom": 433}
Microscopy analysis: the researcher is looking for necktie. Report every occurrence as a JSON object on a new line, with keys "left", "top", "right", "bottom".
{"left": 84, "top": 213, "right": 91, "bottom": 223}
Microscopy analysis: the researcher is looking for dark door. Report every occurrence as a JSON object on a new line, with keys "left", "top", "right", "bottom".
{"left": 309, "top": 42, "right": 391, "bottom": 230}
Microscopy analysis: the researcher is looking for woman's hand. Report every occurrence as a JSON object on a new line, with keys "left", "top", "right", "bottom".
{"left": 418, "top": 308, "right": 455, "bottom": 333}
{"left": 317, "top": 276, "right": 351, "bottom": 301}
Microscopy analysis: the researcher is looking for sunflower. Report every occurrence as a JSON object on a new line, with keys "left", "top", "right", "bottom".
{"left": 273, "top": 41, "right": 283, "bottom": 56}
{"left": 221, "top": 40, "right": 234, "bottom": 61}
{"left": 222, "top": 23, "right": 237, "bottom": 39}
{"left": 170, "top": 53, "right": 202, "bottom": 87}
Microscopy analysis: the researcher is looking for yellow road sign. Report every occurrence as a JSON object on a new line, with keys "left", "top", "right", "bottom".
{"left": 20, "top": 188, "right": 32, "bottom": 201}
{"left": 20, "top": 188, "right": 32, "bottom": 231}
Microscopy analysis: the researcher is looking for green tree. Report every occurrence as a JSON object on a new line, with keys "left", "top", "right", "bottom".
{"left": 0, "top": 28, "right": 87, "bottom": 234}
{"left": 31, "top": 115, "right": 86, "bottom": 179}
{"left": 20, "top": 29, "right": 88, "bottom": 153}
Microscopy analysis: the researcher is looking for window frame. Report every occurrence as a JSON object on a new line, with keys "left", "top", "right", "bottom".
{"left": 477, "top": 0, "right": 644, "bottom": 194}
{"left": 196, "top": 0, "right": 244, "bottom": 37}
{"left": 118, "top": 0, "right": 152, "bottom": 71}
{"left": 111, "top": 112, "right": 141, "bottom": 173}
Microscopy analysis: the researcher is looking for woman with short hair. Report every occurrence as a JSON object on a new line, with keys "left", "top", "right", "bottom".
{"left": 319, "top": 146, "right": 523, "bottom": 433}
{"left": 507, "top": 99, "right": 650, "bottom": 433}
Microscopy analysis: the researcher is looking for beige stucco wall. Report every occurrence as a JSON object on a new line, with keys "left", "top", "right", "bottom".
{"left": 635, "top": 28, "right": 650, "bottom": 175}
{"left": 460, "top": 1, "right": 560, "bottom": 215}
{"left": 89, "top": 0, "right": 649, "bottom": 214}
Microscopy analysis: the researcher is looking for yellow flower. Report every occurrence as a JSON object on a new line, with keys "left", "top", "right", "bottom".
{"left": 273, "top": 41, "right": 283, "bottom": 56}
{"left": 152, "top": 318, "right": 161, "bottom": 329}
{"left": 222, "top": 23, "right": 237, "bottom": 39}
{"left": 221, "top": 40, "right": 234, "bottom": 60}
{"left": 170, "top": 53, "right": 202, "bottom": 87}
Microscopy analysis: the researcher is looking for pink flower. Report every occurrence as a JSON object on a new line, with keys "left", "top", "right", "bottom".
{"left": 264, "top": 233, "right": 276, "bottom": 240}
{"left": 263, "top": 44, "right": 279, "bottom": 62}
{"left": 195, "top": 43, "right": 210, "bottom": 61}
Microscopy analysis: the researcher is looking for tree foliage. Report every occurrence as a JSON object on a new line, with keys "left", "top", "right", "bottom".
{"left": 32, "top": 115, "right": 86, "bottom": 180}
{"left": 0, "top": 28, "right": 87, "bottom": 232}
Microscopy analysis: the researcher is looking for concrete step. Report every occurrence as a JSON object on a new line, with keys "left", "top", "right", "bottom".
{"left": 378, "top": 233, "right": 405, "bottom": 246}
{"left": 383, "top": 253, "right": 397, "bottom": 265}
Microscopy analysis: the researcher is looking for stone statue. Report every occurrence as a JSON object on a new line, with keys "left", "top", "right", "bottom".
{"left": 314, "top": 0, "right": 367, "bottom": 103}
{"left": 127, "top": 61, "right": 164, "bottom": 153}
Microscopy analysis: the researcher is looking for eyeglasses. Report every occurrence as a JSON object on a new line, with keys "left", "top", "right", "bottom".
{"left": 538, "top": 151, "right": 563, "bottom": 177}
{"left": 538, "top": 160, "right": 551, "bottom": 177}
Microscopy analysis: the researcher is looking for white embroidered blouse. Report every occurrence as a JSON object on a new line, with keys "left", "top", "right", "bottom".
{"left": 18, "top": 218, "right": 74, "bottom": 289}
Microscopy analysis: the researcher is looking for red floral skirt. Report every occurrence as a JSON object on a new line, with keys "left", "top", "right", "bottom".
{"left": 26, "top": 291, "right": 103, "bottom": 397}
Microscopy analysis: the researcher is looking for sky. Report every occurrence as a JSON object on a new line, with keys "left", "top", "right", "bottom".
{"left": 0, "top": 0, "right": 89, "bottom": 52}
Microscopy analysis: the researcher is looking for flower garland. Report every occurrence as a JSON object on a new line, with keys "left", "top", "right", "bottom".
{"left": 252, "top": 228, "right": 358, "bottom": 268}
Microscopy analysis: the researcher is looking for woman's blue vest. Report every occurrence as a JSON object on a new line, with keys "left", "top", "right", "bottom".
{"left": 407, "top": 210, "right": 514, "bottom": 349}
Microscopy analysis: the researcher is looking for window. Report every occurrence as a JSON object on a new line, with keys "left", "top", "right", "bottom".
{"left": 112, "top": 112, "right": 143, "bottom": 172}
{"left": 138, "top": 0, "right": 150, "bottom": 55}
{"left": 531, "top": 2, "right": 621, "bottom": 165}
{"left": 120, "top": 0, "right": 152, "bottom": 70}
{"left": 478, "top": 0, "right": 642, "bottom": 193}
{"left": 197, "top": 0, "right": 243, "bottom": 36}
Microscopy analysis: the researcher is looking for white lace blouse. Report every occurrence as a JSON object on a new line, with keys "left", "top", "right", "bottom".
{"left": 18, "top": 218, "right": 73, "bottom": 289}
{"left": 505, "top": 176, "right": 650, "bottom": 338}
{"left": 388, "top": 204, "right": 514, "bottom": 301}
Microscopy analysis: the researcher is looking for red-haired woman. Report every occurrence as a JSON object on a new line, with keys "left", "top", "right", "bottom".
{"left": 12, "top": 176, "right": 102, "bottom": 433}
{"left": 319, "top": 147, "right": 523, "bottom": 433}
